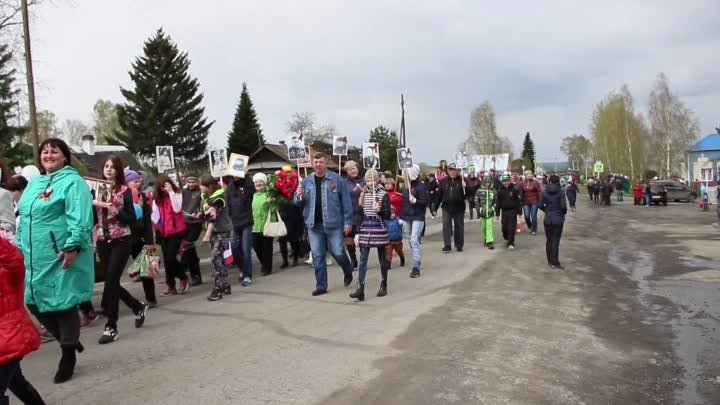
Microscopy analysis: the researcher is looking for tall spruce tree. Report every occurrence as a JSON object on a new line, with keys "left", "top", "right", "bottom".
{"left": 227, "top": 83, "right": 265, "bottom": 155}
{"left": 521, "top": 132, "right": 536, "bottom": 172}
{"left": 111, "top": 29, "right": 213, "bottom": 168}
{"left": 0, "top": 44, "right": 29, "bottom": 168}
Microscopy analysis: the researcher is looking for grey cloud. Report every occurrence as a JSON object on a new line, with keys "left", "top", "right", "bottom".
{"left": 29, "top": 0, "right": 720, "bottom": 165}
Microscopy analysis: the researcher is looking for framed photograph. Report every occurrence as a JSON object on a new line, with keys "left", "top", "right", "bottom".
{"left": 156, "top": 145, "right": 175, "bottom": 173}
{"left": 333, "top": 136, "right": 349, "bottom": 156}
{"left": 454, "top": 151, "right": 468, "bottom": 169}
{"left": 287, "top": 134, "right": 307, "bottom": 160}
{"left": 165, "top": 169, "right": 179, "bottom": 186}
{"left": 396, "top": 147, "right": 414, "bottom": 169}
{"left": 362, "top": 142, "right": 380, "bottom": 170}
{"left": 227, "top": 153, "right": 250, "bottom": 177}
{"left": 84, "top": 177, "right": 114, "bottom": 203}
{"left": 209, "top": 149, "right": 228, "bottom": 177}
{"left": 297, "top": 147, "right": 313, "bottom": 168}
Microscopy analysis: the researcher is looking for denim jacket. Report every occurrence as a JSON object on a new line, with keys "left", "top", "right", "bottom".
{"left": 294, "top": 171, "right": 352, "bottom": 229}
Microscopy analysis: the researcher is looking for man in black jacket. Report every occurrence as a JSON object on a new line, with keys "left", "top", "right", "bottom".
{"left": 426, "top": 174, "right": 439, "bottom": 218}
{"left": 438, "top": 163, "right": 466, "bottom": 252}
{"left": 226, "top": 175, "right": 256, "bottom": 286}
{"left": 495, "top": 173, "right": 522, "bottom": 250}
{"left": 539, "top": 175, "right": 567, "bottom": 269}
{"left": 181, "top": 175, "right": 203, "bottom": 286}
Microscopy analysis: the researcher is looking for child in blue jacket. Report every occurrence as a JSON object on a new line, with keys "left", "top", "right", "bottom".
{"left": 384, "top": 208, "right": 405, "bottom": 267}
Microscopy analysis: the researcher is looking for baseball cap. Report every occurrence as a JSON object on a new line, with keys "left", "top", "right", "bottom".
{"left": 448, "top": 163, "right": 458, "bottom": 170}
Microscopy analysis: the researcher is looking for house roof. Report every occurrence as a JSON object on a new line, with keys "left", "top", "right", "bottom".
{"left": 246, "top": 143, "right": 339, "bottom": 172}
{"left": 688, "top": 133, "right": 720, "bottom": 152}
{"left": 73, "top": 149, "right": 144, "bottom": 178}
{"left": 18, "top": 142, "right": 144, "bottom": 177}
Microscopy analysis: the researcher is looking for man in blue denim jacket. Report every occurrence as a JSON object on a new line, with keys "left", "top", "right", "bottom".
{"left": 294, "top": 152, "right": 354, "bottom": 296}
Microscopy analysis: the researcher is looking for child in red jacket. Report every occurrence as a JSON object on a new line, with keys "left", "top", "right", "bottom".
{"left": 633, "top": 182, "right": 644, "bottom": 206}
{"left": 0, "top": 235, "right": 46, "bottom": 405}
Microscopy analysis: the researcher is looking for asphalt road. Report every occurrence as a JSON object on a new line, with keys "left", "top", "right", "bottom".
{"left": 19, "top": 198, "right": 720, "bottom": 404}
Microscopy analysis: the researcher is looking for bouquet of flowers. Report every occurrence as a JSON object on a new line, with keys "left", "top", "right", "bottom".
{"left": 267, "top": 166, "right": 300, "bottom": 206}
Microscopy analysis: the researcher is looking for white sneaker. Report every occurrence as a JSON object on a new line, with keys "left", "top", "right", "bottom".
{"left": 304, "top": 256, "right": 313, "bottom": 265}
{"left": 326, "top": 258, "right": 333, "bottom": 266}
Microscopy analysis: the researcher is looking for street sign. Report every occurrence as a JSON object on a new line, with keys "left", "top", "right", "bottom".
{"left": 593, "top": 162, "right": 604, "bottom": 173}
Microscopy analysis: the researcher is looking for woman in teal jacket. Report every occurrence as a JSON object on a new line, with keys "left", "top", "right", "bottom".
{"left": 16, "top": 138, "right": 94, "bottom": 384}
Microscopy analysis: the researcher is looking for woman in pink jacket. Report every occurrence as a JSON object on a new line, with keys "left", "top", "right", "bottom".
{"left": 151, "top": 175, "right": 189, "bottom": 296}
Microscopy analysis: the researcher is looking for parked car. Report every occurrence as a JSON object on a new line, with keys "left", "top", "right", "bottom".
{"left": 649, "top": 181, "right": 668, "bottom": 206}
{"left": 651, "top": 180, "right": 697, "bottom": 202}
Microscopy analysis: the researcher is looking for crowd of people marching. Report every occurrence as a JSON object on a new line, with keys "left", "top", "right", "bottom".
{"left": 0, "top": 138, "right": 577, "bottom": 404}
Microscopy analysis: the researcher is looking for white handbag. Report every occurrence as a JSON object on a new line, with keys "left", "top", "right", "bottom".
{"left": 263, "top": 208, "right": 288, "bottom": 238}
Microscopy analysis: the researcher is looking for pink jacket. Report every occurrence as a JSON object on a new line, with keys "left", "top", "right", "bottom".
{"left": 151, "top": 191, "right": 186, "bottom": 237}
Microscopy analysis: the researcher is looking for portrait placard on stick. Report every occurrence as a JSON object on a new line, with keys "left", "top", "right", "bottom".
{"left": 209, "top": 149, "right": 228, "bottom": 177}
{"left": 297, "top": 147, "right": 313, "bottom": 168}
{"left": 227, "top": 153, "right": 249, "bottom": 178}
{"left": 84, "top": 177, "right": 114, "bottom": 203}
{"left": 362, "top": 142, "right": 380, "bottom": 170}
{"left": 165, "top": 169, "right": 179, "bottom": 186}
{"left": 156, "top": 145, "right": 175, "bottom": 173}
{"left": 397, "top": 147, "right": 414, "bottom": 169}
{"left": 287, "top": 135, "right": 307, "bottom": 160}
{"left": 333, "top": 136, "right": 348, "bottom": 156}
{"left": 454, "top": 151, "right": 468, "bottom": 169}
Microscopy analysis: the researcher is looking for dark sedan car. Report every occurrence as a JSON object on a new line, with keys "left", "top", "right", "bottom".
{"left": 650, "top": 180, "right": 697, "bottom": 203}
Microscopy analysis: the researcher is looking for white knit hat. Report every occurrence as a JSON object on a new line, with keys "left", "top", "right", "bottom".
{"left": 252, "top": 172, "right": 268, "bottom": 184}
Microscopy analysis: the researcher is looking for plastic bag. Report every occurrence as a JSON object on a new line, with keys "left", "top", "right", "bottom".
{"left": 128, "top": 250, "right": 161, "bottom": 279}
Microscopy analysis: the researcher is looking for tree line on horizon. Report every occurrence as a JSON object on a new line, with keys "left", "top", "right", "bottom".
{"left": 0, "top": 26, "right": 705, "bottom": 178}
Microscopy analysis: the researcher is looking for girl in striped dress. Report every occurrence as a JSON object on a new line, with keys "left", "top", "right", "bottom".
{"left": 350, "top": 169, "right": 392, "bottom": 301}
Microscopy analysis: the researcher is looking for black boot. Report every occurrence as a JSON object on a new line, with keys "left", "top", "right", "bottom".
{"left": 292, "top": 256, "right": 300, "bottom": 267}
{"left": 54, "top": 345, "right": 76, "bottom": 384}
{"left": 279, "top": 241, "right": 289, "bottom": 268}
{"left": 377, "top": 279, "right": 387, "bottom": 297}
{"left": 76, "top": 341, "right": 84, "bottom": 353}
{"left": 347, "top": 245, "right": 358, "bottom": 269}
{"left": 349, "top": 281, "right": 365, "bottom": 301}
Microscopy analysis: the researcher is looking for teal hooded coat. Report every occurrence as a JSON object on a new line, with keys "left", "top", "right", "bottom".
{"left": 16, "top": 166, "right": 94, "bottom": 313}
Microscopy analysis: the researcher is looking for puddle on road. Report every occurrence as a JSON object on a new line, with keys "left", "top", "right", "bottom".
{"left": 679, "top": 255, "right": 720, "bottom": 270}
{"left": 608, "top": 248, "right": 708, "bottom": 405}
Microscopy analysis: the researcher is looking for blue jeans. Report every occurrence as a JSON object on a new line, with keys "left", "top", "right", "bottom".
{"left": 358, "top": 246, "right": 390, "bottom": 284}
{"left": 308, "top": 224, "right": 353, "bottom": 290}
{"left": 523, "top": 204, "right": 538, "bottom": 233}
{"left": 616, "top": 190, "right": 624, "bottom": 201}
{"left": 232, "top": 225, "right": 253, "bottom": 279}
{"left": 401, "top": 220, "right": 425, "bottom": 270}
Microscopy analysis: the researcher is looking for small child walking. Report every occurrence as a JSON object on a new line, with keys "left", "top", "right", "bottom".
{"left": 199, "top": 175, "right": 233, "bottom": 301}
{"left": 384, "top": 208, "right": 405, "bottom": 268}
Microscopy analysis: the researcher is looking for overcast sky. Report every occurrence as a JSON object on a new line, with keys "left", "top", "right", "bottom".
{"left": 29, "top": 0, "right": 720, "bottom": 164}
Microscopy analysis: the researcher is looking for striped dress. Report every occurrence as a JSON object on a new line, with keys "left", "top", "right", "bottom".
{"left": 357, "top": 186, "right": 390, "bottom": 247}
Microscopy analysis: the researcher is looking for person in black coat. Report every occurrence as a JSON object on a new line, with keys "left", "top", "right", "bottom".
{"left": 539, "top": 175, "right": 567, "bottom": 269}
{"left": 437, "top": 163, "right": 466, "bottom": 252}
{"left": 278, "top": 203, "right": 305, "bottom": 268}
{"left": 226, "top": 176, "right": 256, "bottom": 285}
{"left": 495, "top": 173, "right": 522, "bottom": 250}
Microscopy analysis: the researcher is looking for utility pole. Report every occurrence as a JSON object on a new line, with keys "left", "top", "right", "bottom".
{"left": 21, "top": 0, "right": 40, "bottom": 160}
{"left": 665, "top": 106, "right": 671, "bottom": 178}
{"left": 399, "top": 94, "right": 406, "bottom": 147}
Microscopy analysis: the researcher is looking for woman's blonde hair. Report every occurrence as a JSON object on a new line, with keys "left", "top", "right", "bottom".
{"left": 344, "top": 160, "right": 359, "bottom": 172}
{"left": 360, "top": 169, "right": 381, "bottom": 206}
